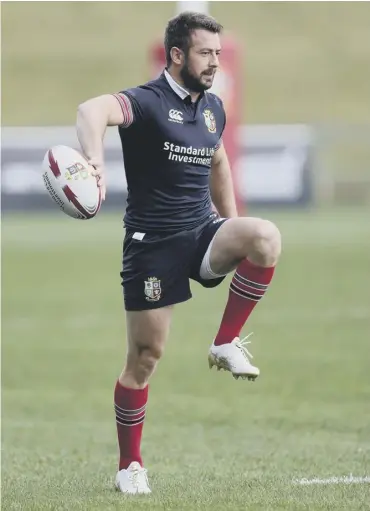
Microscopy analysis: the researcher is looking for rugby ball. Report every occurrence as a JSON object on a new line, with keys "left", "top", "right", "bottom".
{"left": 42, "top": 145, "right": 102, "bottom": 219}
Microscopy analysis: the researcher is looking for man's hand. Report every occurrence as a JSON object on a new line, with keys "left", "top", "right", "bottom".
{"left": 88, "top": 157, "right": 106, "bottom": 201}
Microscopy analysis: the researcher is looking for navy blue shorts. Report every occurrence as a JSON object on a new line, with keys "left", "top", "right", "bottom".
{"left": 120, "top": 213, "right": 228, "bottom": 311}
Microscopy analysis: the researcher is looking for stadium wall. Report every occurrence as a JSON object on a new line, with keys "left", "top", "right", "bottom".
{"left": 1, "top": 125, "right": 314, "bottom": 213}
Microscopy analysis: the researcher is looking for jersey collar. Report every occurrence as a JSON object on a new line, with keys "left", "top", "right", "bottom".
{"left": 164, "top": 69, "right": 190, "bottom": 101}
{"left": 163, "top": 68, "right": 206, "bottom": 106}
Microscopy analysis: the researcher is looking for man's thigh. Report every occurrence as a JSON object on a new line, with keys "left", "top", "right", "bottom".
{"left": 207, "top": 217, "right": 265, "bottom": 275}
{"left": 190, "top": 214, "right": 228, "bottom": 288}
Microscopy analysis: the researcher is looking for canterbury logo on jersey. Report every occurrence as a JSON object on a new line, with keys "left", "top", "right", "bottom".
{"left": 168, "top": 109, "right": 183, "bottom": 124}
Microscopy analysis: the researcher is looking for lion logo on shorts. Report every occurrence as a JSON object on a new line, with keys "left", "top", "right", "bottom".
{"left": 144, "top": 277, "right": 162, "bottom": 302}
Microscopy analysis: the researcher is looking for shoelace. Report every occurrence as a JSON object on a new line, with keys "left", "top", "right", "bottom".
{"left": 235, "top": 332, "right": 254, "bottom": 360}
{"left": 129, "top": 466, "right": 148, "bottom": 488}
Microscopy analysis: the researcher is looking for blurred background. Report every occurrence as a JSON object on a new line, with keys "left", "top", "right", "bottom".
{"left": 2, "top": 1, "right": 370, "bottom": 209}
{"left": 2, "top": 2, "right": 370, "bottom": 509}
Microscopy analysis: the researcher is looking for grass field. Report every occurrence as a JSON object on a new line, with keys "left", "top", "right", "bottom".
{"left": 2, "top": 2, "right": 370, "bottom": 125}
{"left": 2, "top": 208, "right": 370, "bottom": 510}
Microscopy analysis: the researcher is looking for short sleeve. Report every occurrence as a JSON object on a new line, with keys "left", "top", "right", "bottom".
{"left": 112, "top": 93, "right": 134, "bottom": 128}
{"left": 112, "top": 86, "right": 153, "bottom": 128}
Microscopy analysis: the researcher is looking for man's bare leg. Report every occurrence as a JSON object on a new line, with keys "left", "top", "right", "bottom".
{"left": 114, "top": 306, "right": 173, "bottom": 493}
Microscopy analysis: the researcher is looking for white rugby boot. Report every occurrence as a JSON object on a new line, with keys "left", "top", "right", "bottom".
{"left": 115, "top": 461, "right": 151, "bottom": 494}
{"left": 208, "top": 333, "right": 260, "bottom": 381}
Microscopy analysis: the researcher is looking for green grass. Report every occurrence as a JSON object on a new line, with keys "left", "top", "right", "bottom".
{"left": 2, "top": 208, "right": 370, "bottom": 510}
{"left": 2, "top": 2, "right": 370, "bottom": 125}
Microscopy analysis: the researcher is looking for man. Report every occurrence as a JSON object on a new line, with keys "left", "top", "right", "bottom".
{"left": 76, "top": 11, "right": 281, "bottom": 495}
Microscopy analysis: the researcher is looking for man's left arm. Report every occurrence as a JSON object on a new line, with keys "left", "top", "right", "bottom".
{"left": 210, "top": 142, "right": 238, "bottom": 218}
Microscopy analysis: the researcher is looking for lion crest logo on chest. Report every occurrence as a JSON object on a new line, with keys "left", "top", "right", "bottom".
{"left": 202, "top": 109, "right": 216, "bottom": 133}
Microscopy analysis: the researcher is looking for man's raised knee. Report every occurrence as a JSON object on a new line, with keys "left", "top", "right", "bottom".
{"left": 250, "top": 219, "right": 281, "bottom": 267}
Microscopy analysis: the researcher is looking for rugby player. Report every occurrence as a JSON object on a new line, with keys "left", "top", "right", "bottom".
{"left": 76, "top": 11, "right": 281, "bottom": 494}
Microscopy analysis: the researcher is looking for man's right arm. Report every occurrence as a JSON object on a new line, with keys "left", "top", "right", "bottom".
{"left": 76, "top": 93, "right": 134, "bottom": 199}
{"left": 76, "top": 94, "right": 133, "bottom": 162}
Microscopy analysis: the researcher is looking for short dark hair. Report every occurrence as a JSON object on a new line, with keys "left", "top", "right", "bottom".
{"left": 164, "top": 11, "right": 223, "bottom": 67}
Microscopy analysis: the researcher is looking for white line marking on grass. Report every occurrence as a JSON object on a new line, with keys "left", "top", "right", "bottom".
{"left": 293, "top": 475, "right": 370, "bottom": 485}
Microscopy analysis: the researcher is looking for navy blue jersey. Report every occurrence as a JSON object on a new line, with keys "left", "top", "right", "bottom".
{"left": 113, "top": 70, "right": 226, "bottom": 233}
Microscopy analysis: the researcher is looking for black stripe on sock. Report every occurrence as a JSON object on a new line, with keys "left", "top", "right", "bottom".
{"left": 116, "top": 415, "right": 146, "bottom": 427}
{"left": 230, "top": 282, "right": 263, "bottom": 301}
{"left": 115, "top": 408, "right": 145, "bottom": 422}
{"left": 235, "top": 273, "right": 268, "bottom": 290}
{"left": 114, "top": 403, "right": 146, "bottom": 416}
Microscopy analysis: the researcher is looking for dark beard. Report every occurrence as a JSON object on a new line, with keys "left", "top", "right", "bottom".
{"left": 180, "top": 61, "right": 211, "bottom": 93}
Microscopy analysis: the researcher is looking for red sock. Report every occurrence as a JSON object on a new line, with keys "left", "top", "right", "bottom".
{"left": 114, "top": 381, "right": 148, "bottom": 470}
{"left": 214, "top": 258, "right": 275, "bottom": 345}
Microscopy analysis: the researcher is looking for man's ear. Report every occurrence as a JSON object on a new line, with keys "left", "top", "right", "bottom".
{"left": 170, "top": 46, "right": 184, "bottom": 66}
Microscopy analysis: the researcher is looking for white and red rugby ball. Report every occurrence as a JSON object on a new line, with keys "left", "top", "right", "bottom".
{"left": 42, "top": 145, "right": 102, "bottom": 219}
